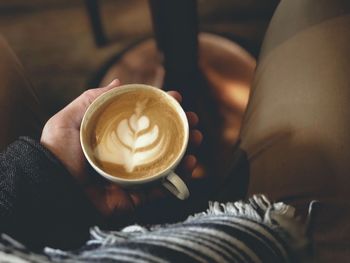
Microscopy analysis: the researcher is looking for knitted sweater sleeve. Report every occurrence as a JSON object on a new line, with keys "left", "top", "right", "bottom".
{"left": 0, "top": 137, "right": 99, "bottom": 250}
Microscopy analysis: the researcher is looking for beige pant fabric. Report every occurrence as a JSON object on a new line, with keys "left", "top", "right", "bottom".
{"left": 240, "top": 0, "right": 350, "bottom": 261}
{"left": 0, "top": 36, "right": 45, "bottom": 150}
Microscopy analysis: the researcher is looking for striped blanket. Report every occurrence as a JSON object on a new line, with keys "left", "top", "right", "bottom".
{"left": 0, "top": 195, "right": 310, "bottom": 262}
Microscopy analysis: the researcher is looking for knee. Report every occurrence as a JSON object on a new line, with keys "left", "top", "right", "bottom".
{"left": 262, "top": 0, "right": 350, "bottom": 58}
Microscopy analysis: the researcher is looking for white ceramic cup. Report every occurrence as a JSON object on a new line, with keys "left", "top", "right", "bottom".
{"left": 80, "top": 84, "right": 190, "bottom": 200}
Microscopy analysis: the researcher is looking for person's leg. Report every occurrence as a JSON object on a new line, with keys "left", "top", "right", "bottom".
{"left": 0, "top": 36, "right": 46, "bottom": 150}
{"left": 239, "top": 0, "right": 350, "bottom": 261}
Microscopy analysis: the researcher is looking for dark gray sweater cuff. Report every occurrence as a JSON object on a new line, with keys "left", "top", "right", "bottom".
{"left": 0, "top": 137, "right": 99, "bottom": 250}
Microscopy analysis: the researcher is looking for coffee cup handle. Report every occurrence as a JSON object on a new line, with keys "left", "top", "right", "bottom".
{"left": 162, "top": 172, "right": 190, "bottom": 200}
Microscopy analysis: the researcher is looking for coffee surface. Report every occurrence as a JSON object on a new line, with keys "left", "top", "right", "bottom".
{"left": 90, "top": 89, "right": 185, "bottom": 179}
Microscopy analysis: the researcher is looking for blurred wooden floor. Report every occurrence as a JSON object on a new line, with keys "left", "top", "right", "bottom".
{"left": 0, "top": 0, "right": 279, "bottom": 115}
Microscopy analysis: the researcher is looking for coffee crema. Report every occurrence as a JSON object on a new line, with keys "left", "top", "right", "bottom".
{"left": 89, "top": 89, "right": 185, "bottom": 179}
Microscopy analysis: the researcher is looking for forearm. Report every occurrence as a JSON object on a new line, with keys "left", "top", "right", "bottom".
{"left": 0, "top": 137, "right": 99, "bottom": 250}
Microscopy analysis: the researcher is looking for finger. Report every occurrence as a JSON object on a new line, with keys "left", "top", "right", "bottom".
{"left": 84, "top": 185, "right": 112, "bottom": 216}
{"left": 98, "top": 79, "right": 121, "bottom": 93}
{"left": 85, "top": 183, "right": 137, "bottom": 217}
{"left": 176, "top": 154, "right": 197, "bottom": 181}
{"left": 129, "top": 190, "right": 146, "bottom": 208}
{"left": 189, "top": 130, "right": 203, "bottom": 146}
{"left": 63, "top": 79, "right": 120, "bottom": 128}
{"left": 129, "top": 186, "right": 168, "bottom": 207}
{"left": 186, "top": 112, "right": 199, "bottom": 127}
{"left": 182, "top": 155, "right": 197, "bottom": 172}
{"left": 80, "top": 78, "right": 121, "bottom": 108}
{"left": 147, "top": 187, "right": 169, "bottom": 201}
{"left": 167, "top": 91, "right": 182, "bottom": 103}
{"left": 105, "top": 79, "right": 120, "bottom": 87}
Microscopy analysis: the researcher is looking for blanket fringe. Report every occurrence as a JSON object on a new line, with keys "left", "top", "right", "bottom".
{"left": 46, "top": 195, "right": 312, "bottom": 262}
{"left": 188, "top": 194, "right": 311, "bottom": 260}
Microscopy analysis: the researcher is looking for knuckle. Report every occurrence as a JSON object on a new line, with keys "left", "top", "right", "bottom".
{"left": 83, "top": 89, "right": 97, "bottom": 104}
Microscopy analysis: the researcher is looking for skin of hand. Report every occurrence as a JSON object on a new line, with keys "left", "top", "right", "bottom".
{"left": 40, "top": 79, "right": 203, "bottom": 218}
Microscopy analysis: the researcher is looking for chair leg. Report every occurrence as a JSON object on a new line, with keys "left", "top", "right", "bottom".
{"left": 148, "top": 0, "right": 199, "bottom": 108}
{"left": 84, "top": 0, "right": 107, "bottom": 47}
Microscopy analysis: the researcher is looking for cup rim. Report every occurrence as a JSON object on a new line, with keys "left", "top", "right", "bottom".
{"left": 80, "top": 84, "right": 189, "bottom": 185}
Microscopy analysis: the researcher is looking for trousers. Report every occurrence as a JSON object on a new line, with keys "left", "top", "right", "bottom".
{"left": 239, "top": 0, "right": 350, "bottom": 261}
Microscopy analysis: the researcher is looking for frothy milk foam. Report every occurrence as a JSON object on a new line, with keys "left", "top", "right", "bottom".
{"left": 88, "top": 88, "right": 185, "bottom": 179}
{"left": 94, "top": 99, "right": 165, "bottom": 173}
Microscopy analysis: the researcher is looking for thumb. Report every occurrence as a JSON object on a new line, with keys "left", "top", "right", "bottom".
{"left": 61, "top": 79, "right": 120, "bottom": 128}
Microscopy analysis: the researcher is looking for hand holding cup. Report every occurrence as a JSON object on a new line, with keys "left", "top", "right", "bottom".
{"left": 41, "top": 80, "right": 202, "bottom": 218}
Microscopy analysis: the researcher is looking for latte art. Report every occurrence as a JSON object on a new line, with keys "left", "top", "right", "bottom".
{"left": 89, "top": 89, "right": 185, "bottom": 179}
{"left": 94, "top": 100, "right": 166, "bottom": 173}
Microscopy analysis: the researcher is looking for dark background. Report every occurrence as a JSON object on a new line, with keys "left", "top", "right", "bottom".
{"left": 0, "top": 0, "right": 278, "bottom": 114}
